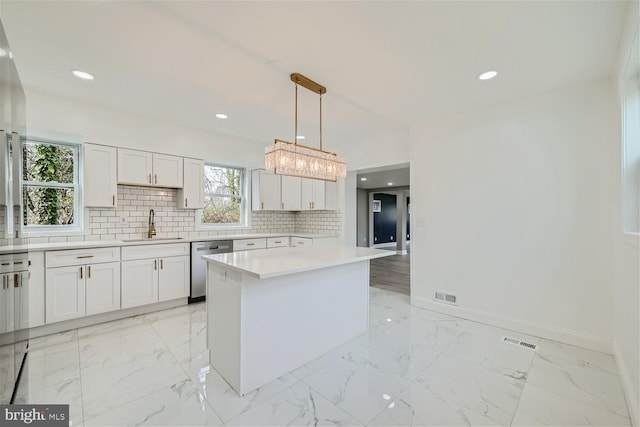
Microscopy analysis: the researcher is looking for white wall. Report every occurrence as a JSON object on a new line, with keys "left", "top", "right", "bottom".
{"left": 613, "top": 1, "right": 640, "bottom": 424}
{"left": 410, "top": 79, "right": 616, "bottom": 353}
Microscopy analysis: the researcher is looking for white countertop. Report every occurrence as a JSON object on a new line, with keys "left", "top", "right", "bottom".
{"left": 202, "top": 245, "right": 394, "bottom": 279}
{"left": 0, "top": 233, "right": 338, "bottom": 254}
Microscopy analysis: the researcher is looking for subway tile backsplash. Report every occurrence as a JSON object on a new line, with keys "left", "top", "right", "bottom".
{"left": 26, "top": 185, "right": 342, "bottom": 244}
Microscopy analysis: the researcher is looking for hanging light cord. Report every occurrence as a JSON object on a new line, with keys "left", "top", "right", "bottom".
{"left": 319, "top": 92, "right": 323, "bottom": 152}
{"left": 294, "top": 82, "right": 298, "bottom": 146}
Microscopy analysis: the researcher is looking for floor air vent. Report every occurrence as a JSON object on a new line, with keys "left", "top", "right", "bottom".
{"left": 434, "top": 291, "right": 457, "bottom": 305}
{"left": 503, "top": 336, "right": 538, "bottom": 351}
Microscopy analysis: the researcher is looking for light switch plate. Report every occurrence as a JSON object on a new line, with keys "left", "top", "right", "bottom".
{"left": 416, "top": 217, "right": 426, "bottom": 227}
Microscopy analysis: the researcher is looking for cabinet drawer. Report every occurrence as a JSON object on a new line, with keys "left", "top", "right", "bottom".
{"left": 266, "top": 237, "right": 289, "bottom": 248}
{"left": 290, "top": 237, "right": 313, "bottom": 247}
{"left": 233, "top": 238, "right": 267, "bottom": 251}
{"left": 46, "top": 247, "right": 120, "bottom": 268}
{"left": 121, "top": 243, "right": 189, "bottom": 261}
{"left": 0, "top": 252, "right": 28, "bottom": 273}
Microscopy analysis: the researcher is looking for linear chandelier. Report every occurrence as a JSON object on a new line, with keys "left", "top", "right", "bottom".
{"left": 265, "top": 73, "right": 346, "bottom": 182}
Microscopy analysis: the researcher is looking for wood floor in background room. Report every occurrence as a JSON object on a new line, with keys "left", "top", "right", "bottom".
{"left": 370, "top": 252, "right": 410, "bottom": 295}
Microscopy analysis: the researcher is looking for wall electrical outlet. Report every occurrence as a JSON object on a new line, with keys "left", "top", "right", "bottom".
{"left": 117, "top": 211, "right": 128, "bottom": 224}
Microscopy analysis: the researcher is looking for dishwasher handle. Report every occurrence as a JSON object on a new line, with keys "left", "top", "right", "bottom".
{"left": 196, "top": 245, "right": 230, "bottom": 252}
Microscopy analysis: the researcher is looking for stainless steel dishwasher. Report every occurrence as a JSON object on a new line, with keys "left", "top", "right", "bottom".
{"left": 190, "top": 240, "right": 232, "bottom": 303}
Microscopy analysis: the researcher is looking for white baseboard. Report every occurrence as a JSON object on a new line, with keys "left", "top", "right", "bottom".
{"left": 410, "top": 295, "right": 613, "bottom": 354}
{"left": 614, "top": 340, "right": 639, "bottom": 426}
{"left": 27, "top": 298, "right": 189, "bottom": 339}
{"left": 396, "top": 250, "right": 408, "bottom": 255}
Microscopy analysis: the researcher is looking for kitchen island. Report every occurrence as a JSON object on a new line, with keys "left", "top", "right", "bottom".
{"left": 203, "top": 245, "right": 393, "bottom": 395}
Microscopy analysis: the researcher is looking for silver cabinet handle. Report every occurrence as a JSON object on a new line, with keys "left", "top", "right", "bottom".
{"left": 185, "top": 198, "right": 188, "bottom": 207}
{"left": 113, "top": 195, "right": 116, "bottom": 206}
{"left": 80, "top": 267, "right": 83, "bottom": 279}
{"left": 77, "top": 255, "right": 94, "bottom": 259}
{"left": 160, "top": 259, "right": 163, "bottom": 270}
{"left": 247, "top": 243, "right": 255, "bottom": 246}
{"left": 154, "top": 260, "right": 157, "bottom": 270}
{"left": 148, "top": 174, "right": 152, "bottom": 183}
{"left": 88, "top": 265, "right": 91, "bottom": 279}
{"left": 274, "top": 241, "right": 282, "bottom": 244}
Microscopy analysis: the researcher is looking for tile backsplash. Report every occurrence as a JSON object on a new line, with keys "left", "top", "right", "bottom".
{"left": 26, "top": 185, "right": 342, "bottom": 244}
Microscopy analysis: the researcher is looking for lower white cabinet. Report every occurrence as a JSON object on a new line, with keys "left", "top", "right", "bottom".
{"left": 0, "top": 273, "right": 15, "bottom": 333}
{"left": 121, "top": 259, "right": 158, "bottom": 309}
{"left": 86, "top": 262, "right": 121, "bottom": 316}
{"left": 121, "top": 243, "right": 190, "bottom": 309}
{"left": 158, "top": 256, "right": 189, "bottom": 302}
{"left": 46, "top": 262, "right": 121, "bottom": 324}
{"left": 45, "top": 266, "right": 85, "bottom": 323}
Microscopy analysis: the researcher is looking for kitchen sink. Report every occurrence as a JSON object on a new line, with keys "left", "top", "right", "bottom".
{"left": 122, "top": 238, "right": 186, "bottom": 243}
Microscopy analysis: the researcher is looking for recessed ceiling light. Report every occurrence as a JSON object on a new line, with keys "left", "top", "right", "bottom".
{"left": 71, "top": 69, "right": 94, "bottom": 80}
{"left": 478, "top": 70, "right": 498, "bottom": 81}
{"left": 215, "top": 113, "right": 228, "bottom": 119}
{"left": 360, "top": 177, "right": 367, "bottom": 181}
{"left": 296, "top": 135, "right": 305, "bottom": 140}
{"left": 0, "top": 48, "right": 6, "bottom": 57}
{"left": 387, "top": 182, "right": 394, "bottom": 186}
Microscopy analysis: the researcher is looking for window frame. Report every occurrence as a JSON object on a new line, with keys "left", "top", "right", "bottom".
{"left": 196, "top": 162, "right": 249, "bottom": 229}
{"left": 20, "top": 137, "right": 83, "bottom": 233}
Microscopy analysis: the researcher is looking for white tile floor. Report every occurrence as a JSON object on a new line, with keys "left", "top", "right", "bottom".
{"left": 14, "top": 287, "right": 631, "bottom": 426}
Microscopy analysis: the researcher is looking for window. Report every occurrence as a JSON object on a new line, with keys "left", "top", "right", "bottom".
{"left": 21, "top": 138, "right": 81, "bottom": 230}
{"left": 201, "top": 164, "right": 247, "bottom": 227}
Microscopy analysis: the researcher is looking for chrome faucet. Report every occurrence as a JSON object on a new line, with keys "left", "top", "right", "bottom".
{"left": 148, "top": 209, "right": 157, "bottom": 239}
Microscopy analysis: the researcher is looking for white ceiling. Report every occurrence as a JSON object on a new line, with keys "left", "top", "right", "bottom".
{"left": 0, "top": 1, "right": 629, "bottom": 166}
{"left": 357, "top": 165, "right": 410, "bottom": 190}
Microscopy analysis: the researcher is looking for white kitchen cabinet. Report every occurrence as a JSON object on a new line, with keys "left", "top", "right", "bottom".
{"left": 158, "top": 255, "right": 189, "bottom": 302}
{"left": 301, "top": 179, "right": 325, "bottom": 210}
{"left": 121, "top": 243, "right": 190, "bottom": 308}
{"left": 290, "top": 237, "right": 313, "bottom": 247}
{"left": 29, "top": 252, "right": 45, "bottom": 328}
{"left": 46, "top": 265, "right": 85, "bottom": 323}
{"left": 121, "top": 258, "right": 158, "bottom": 309}
{"left": 233, "top": 238, "right": 267, "bottom": 251}
{"left": 13, "top": 271, "right": 29, "bottom": 331}
{"left": 84, "top": 143, "right": 117, "bottom": 208}
{"left": 266, "top": 237, "right": 289, "bottom": 248}
{"left": 178, "top": 158, "right": 204, "bottom": 209}
{"left": 252, "top": 169, "right": 281, "bottom": 211}
{"left": 117, "top": 148, "right": 154, "bottom": 186}
{"left": 324, "top": 180, "right": 338, "bottom": 211}
{"left": 152, "top": 153, "right": 183, "bottom": 188}
{"left": 281, "top": 176, "right": 301, "bottom": 210}
{"left": 45, "top": 247, "right": 121, "bottom": 324}
{"left": 85, "top": 262, "right": 121, "bottom": 316}
{"left": 0, "top": 273, "right": 15, "bottom": 333}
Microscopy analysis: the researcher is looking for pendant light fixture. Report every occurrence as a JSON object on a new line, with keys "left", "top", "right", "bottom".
{"left": 265, "top": 73, "right": 346, "bottom": 182}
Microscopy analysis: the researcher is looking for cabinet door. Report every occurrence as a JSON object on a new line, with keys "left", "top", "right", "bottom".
{"left": 45, "top": 266, "right": 86, "bottom": 324}
{"left": 0, "top": 274, "right": 13, "bottom": 333}
{"left": 14, "top": 271, "right": 29, "bottom": 331}
{"left": 178, "top": 158, "right": 203, "bottom": 209}
{"left": 28, "top": 252, "right": 45, "bottom": 328}
{"left": 252, "top": 170, "right": 281, "bottom": 211}
{"left": 153, "top": 153, "right": 183, "bottom": 188}
{"left": 86, "top": 262, "right": 121, "bottom": 316}
{"left": 312, "top": 180, "right": 325, "bottom": 210}
{"left": 281, "top": 176, "right": 301, "bottom": 210}
{"left": 84, "top": 143, "right": 117, "bottom": 207}
{"left": 121, "top": 259, "right": 158, "bottom": 309}
{"left": 324, "top": 180, "right": 338, "bottom": 211}
{"left": 158, "top": 255, "right": 189, "bottom": 302}
{"left": 300, "top": 179, "right": 313, "bottom": 211}
{"left": 118, "top": 148, "right": 153, "bottom": 186}
{"left": 0, "top": 131, "right": 6, "bottom": 207}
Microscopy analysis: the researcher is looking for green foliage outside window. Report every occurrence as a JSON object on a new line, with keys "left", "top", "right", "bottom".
{"left": 22, "top": 141, "right": 76, "bottom": 226}
{"left": 202, "top": 165, "right": 243, "bottom": 225}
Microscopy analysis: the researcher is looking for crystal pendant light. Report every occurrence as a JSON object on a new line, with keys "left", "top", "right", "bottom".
{"left": 265, "top": 73, "right": 346, "bottom": 182}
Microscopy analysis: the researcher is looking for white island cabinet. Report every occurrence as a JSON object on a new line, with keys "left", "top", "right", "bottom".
{"left": 204, "top": 245, "right": 393, "bottom": 396}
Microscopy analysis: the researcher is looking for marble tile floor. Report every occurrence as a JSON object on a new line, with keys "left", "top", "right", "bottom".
{"left": 13, "top": 287, "right": 631, "bottom": 426}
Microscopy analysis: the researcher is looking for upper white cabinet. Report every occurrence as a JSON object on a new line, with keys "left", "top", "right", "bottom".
{"left": 84, "top": 143, "right": 118, "bottom": 208}
{"left": 117, "top": 148, "right": 153, "bottom": 186}
{"left": 153, "top": 153, "right": 183, "bottom": 188}
{"left": 117, "top": 148, "right": 183, "bottom": 188}
{"left": 252, "top": 169, "right": 339, "bottom": 211}
{"left": 301, "top": 179, "right": 325, "bottom": 210}
{"left": 178, "top": 158, "right": 204, "bottom": 209}
{"left": 252, "top": 169, "right": 281, "bottom": 211}
{"left": 0, "top": 130, "right": 7, "bottom": 207}
{"left": 281, "top": 176, "right": 301, "bottom": 210}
